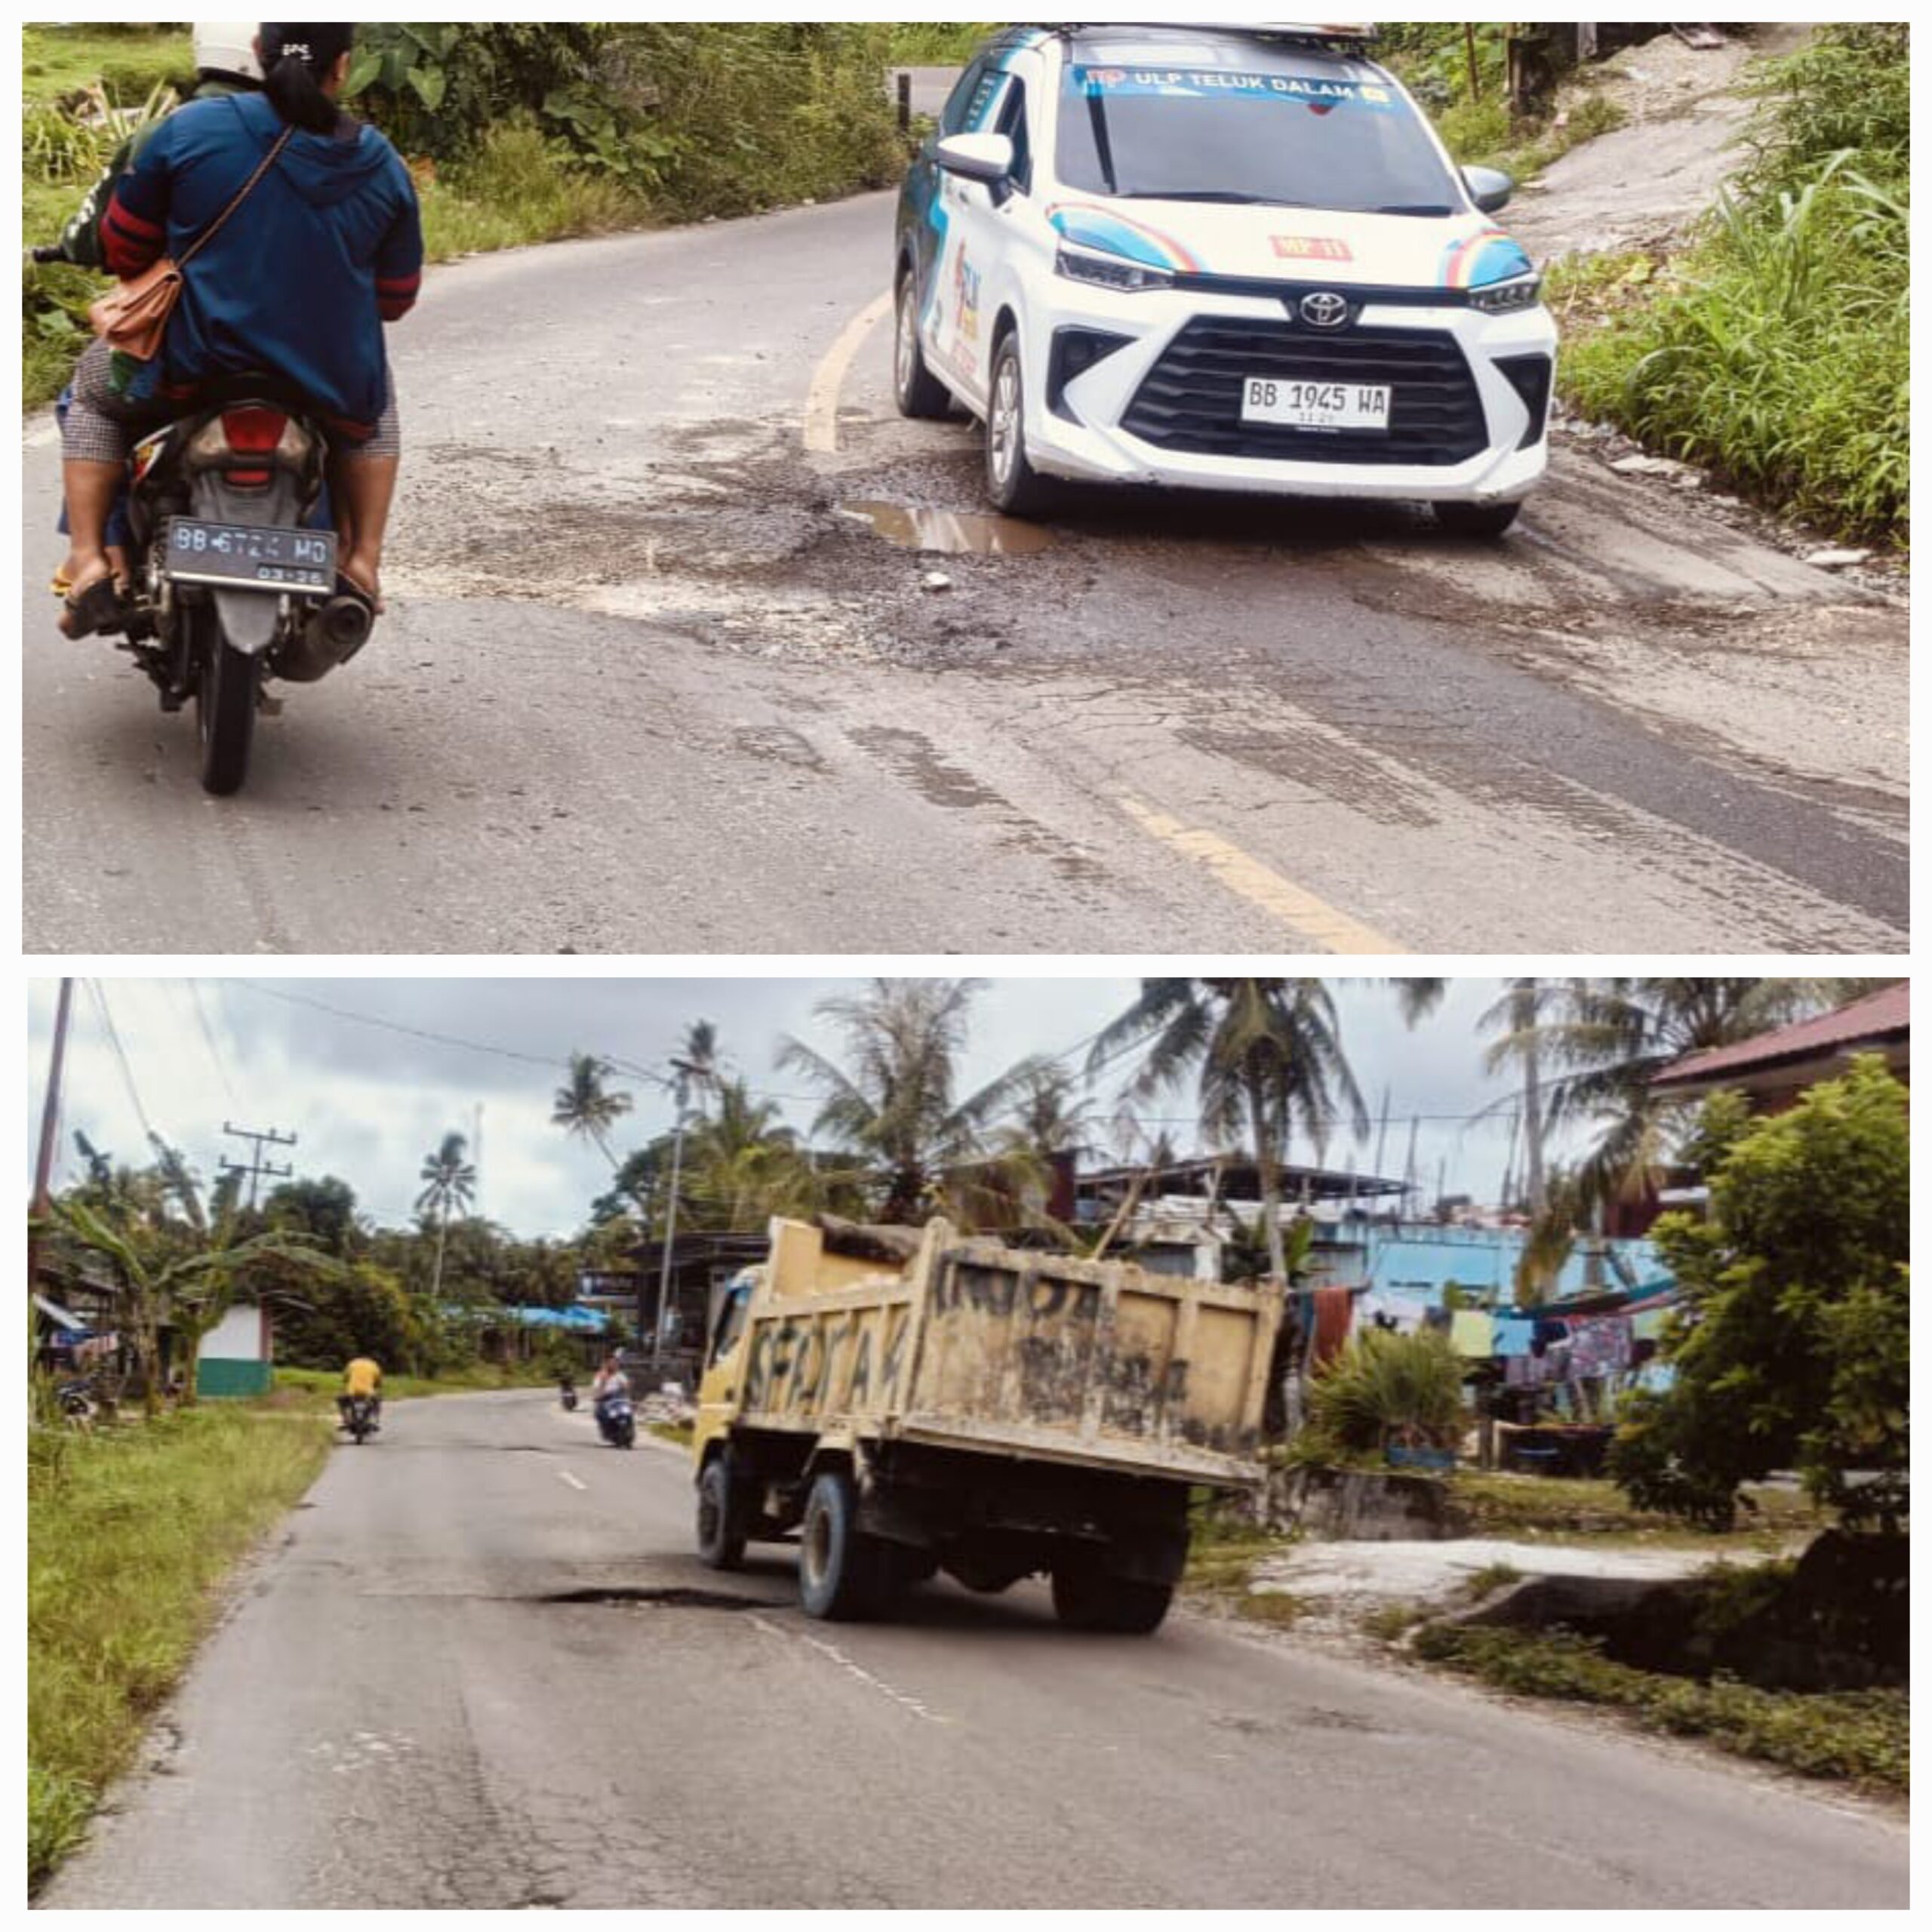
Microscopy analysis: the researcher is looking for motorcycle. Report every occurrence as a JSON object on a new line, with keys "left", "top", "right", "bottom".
{"left": 559, "top": 1379, "right": 579, "bottom": 1413}
{"left": 595, "top": 1391, "right": 635, "bottom": 1450}
{"left": 37, "top": 292, "right": 377, "bottom": 796}
{"left": 340, "top": 1392, "right": 379, "bottom": 1444}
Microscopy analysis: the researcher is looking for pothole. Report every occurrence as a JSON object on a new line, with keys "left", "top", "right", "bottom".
{"left": 538, "top": 1586, "right": 769, "bottom": 1611}
{"left": 838, "top": 500, "right": 1055, "bottom": 556}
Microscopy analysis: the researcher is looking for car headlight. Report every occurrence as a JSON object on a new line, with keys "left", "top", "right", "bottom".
{"left": 1468, "top": 273, "right": 1543, "bottom": 315}
{"left": 1054, "top": 245, "right": 1174, "bottom": 294}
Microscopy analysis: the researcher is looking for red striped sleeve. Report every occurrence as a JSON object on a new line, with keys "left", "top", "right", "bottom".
{"left": 376, "top": 272, "right": 420, "bottom": 321}
{"left": 102, "top": 192, "right": 166, "bottom": 276}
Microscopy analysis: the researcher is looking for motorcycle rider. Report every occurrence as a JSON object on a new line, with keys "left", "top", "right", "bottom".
{"left": 338, "top": 1352, "right": 383, "bottom": 1430}
{"left": 49, "top": 25, "right": 266, "bottom": 606}
{"left": 591, "top": 1352, "right": 631, "bottom": 1432}
{"left": 58, "top": 22, "right": 423, "bottom": 639}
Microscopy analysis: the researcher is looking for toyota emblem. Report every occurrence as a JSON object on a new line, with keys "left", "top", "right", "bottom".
{"left": 1299, "top": 291, "right": 1350, "bottom": 330}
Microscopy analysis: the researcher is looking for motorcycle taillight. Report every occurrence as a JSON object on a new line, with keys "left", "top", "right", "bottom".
{"left": 222, "top": 407, "right": 288, "bottom": 454}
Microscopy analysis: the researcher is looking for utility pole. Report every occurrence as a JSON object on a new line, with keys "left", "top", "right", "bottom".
{"left": 29, "top": 977, "right": 76, "bottom": 1297}
{"left": 650, "top": 1066, "right": 696, "bottom": 1382}
{"left": 219, "top": 1121, "right": 296, "bottom": 1211}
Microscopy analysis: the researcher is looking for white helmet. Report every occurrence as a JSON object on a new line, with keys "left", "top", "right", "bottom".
{"left": 192, "top": 24, "right": 265, "bottom": 82}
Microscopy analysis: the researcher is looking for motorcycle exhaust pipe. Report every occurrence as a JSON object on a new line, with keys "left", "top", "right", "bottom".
{"left": 284, "top": 592, "right": 376, "bottom": 681}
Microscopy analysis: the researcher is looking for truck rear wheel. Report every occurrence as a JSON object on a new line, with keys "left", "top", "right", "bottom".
{"left": 1052, "top": 1563, "right": 1174, "bottom": 1635}
{"left": 696, "top": 1456, "right": 748, "bottom": 1571}
{"left": 798, "top": 1470, "right": 885, "bottom": 1621}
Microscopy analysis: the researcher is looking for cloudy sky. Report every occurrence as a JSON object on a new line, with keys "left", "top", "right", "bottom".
{"left": 26, "top": 977, "right": 1574, "bottom": 1238}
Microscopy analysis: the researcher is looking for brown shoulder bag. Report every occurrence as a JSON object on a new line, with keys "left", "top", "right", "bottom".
{"left": 89, "top": 123, "right": 295, "bottom": 363}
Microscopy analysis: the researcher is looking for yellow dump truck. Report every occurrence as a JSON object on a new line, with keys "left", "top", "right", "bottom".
{"left": 690, "top": 1216, "right": 1281, "bottom": 1633}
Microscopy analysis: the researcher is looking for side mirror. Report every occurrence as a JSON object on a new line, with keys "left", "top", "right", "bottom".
{"left": 936, "top": 131, "right": 1016, "bottom": 186}
{"left": 1463, "top": 165, "right": 1515, "bottom": 215}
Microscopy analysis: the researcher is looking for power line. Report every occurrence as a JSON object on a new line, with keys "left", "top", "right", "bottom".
{"left": 85, "top": 979, "right": 158, "bottom": 1146}
{"left": 188, "top": 979, "right": 239, "bottom": 1109}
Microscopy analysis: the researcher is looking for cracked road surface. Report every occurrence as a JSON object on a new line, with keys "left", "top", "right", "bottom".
{"left": 39, "top": 1394, "right": 1908, "bottom": 1909}
{"left": 23, "top": 191, "right": 1906, "bottom": 953}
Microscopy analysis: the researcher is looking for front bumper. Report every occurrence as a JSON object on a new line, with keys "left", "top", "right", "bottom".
{"left": 1028, "top": 285, "right": 1557, "bottom": 505}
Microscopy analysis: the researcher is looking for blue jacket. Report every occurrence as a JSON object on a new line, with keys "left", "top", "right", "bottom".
{"left": 104, "top": 92, "right": 423, "bottom": 438}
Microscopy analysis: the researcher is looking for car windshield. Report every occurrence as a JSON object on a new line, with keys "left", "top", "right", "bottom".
{"left": 1055, "top": 50, "right": 1462, "bottom": 215}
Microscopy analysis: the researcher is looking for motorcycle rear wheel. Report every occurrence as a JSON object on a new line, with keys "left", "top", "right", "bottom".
{"left": 194, "top": 605, "right": 260, "bottom": 797}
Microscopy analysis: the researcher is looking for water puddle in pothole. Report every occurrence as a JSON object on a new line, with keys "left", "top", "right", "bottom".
{"left": 838, "top": 500, "right": 1055, "bottom": 556}
{"left": 538, "top": 1586, "right": 769, "bottom": 1611}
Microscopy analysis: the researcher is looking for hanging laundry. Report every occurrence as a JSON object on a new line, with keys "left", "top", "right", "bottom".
{"left": 1492, "top": 1315, "right": 1535, "bottom": 1358}
{"left": 1311, "top": 1285, "right": 1353, "bottom": 1368}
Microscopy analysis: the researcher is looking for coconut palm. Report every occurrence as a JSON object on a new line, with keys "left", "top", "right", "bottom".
{"left": 683, "top": 1077, "right": 822, "bottom": 1228}
{"left": 1089, "top": 980, "right": 1369, "bottom": 1285}
{"left": 1515, "top": 977, "right": 1878, "bottom": 1212}
{"left": 672, "top": 1020, "right": 721, "bottom": 1118}
{"left": 778, "top": 980, "right": 1051, "bottom": 1224}
{"left": 551, "top": 1053, "right": 634, "bottom": 1169}
{"left": 415, "top": 1131, "right": 477, "bottom": 1304}
{"left": 1478, "top": 977, "right": 1558, "bottom": 1215}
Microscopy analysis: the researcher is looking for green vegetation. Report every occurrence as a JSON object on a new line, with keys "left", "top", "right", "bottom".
{"left": 1557, "top": 26, "right": 1909, "bottom": 546}
{"left": 268, "top": 1362, "right": 555, "bottom": 1407}
{"left": 1303, "top": 1327, "right": 1466, "bottom": 1459}
{"left": 29, "top": 1406, "right": 332, "bottom": 1888}
{"left": 887, "top": 24, "right": 995, "bottom": 65}
{"left": 648, "top": 1420, "right": 694, "bottom": 1449}
{"left": 1451, "top": 1472, "right": 1823, "bottom": 1549}
{"left": 1412, "top": 1622, "right": 1907, "bottom": 1795}
{"left": 1463, "top": 1561, "right": 1524, "bottom": 1600}
{"left": 1612, "top": 1060, "right": 1909, "bottom": 1531}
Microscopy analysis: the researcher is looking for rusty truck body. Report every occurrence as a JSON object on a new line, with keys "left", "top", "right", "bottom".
{"left": 689, "top": 1216, "right": 1281, "bottom": 1633}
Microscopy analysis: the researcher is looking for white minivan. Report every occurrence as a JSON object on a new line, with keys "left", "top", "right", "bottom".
{"left": 893, "top": 23, "right": 1557, "bottom": 534}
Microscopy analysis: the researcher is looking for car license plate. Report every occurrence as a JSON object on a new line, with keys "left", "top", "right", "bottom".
{"left": 1240, "top": 378, "right": 1392, "bottom": 432}
{"left": 164, "top": 518, "right": 336, "bottom": 592}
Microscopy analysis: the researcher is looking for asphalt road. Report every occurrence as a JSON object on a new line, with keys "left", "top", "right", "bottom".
{"left": 40, "top": 1393, "right": 1909, "bottom": 1909}
{"left": 23, "top": 191, "right": 1906, "bottom": 953}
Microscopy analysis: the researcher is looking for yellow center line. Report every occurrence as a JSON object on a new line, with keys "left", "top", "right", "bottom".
{"left": 1118, "top": 795, "right": 1408, "bottom": 955}
{"left": 803, "top": 289, "right": 893, "bottom": 456}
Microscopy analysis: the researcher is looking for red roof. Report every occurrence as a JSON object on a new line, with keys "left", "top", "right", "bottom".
{"left": 1653, "top": 983, "right": 1909, "bottom": 1089}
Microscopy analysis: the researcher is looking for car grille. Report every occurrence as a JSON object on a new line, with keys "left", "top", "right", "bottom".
{"left": 1122, "top": 318, "right": 1489, "bottom": 467}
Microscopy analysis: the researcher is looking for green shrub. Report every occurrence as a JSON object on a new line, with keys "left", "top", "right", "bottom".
{"left": 1305, "top": 1327, "right": 1466, "bottom": 1457}
{"left": 1558, "top": 26, "right": 1909, "bottom": 546}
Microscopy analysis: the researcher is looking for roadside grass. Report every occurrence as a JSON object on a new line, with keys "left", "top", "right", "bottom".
{"left": 416, "top": 122, "right": 651, "bottom": 261}
{"left": 1451, "top": 1473, "right": 1823, "bottom": 1552}
{"left": 647, "top": 1420, "right": 694, "bottom": 1449}
{"left": 1435, "top": 86, "right": 1626, "bottom": 183}
{"left": 28, "top": 1406, "right": 332, "bottom": 1890}
{"left": 1412, "top": 1622, "right": 1909, "bottom": 1795}
{"left": 1463, "top": 1561, "right": 1524, "bottom": 1600}
{"left": 1550, "top": 25, "right": 1909, "bottom": 547}
{"left": 268, "top": 1363, "right": 556, "bottom": 1409}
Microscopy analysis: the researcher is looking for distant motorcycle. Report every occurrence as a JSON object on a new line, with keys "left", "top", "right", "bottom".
{"left": 340, "top": 1393, "right": 379, "bottom": 1444}
{"left": 559, "top": 1379, "right": 579, "bottom": 1413}
{"left": 595, "top": 1391, "right": 635, "bottom": 1450}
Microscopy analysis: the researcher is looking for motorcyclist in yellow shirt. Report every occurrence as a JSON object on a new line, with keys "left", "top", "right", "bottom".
{"left": 339, "top": 1354, "right": 383, "bottom": 1432}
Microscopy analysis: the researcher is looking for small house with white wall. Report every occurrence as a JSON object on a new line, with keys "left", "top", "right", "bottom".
{"left": 196, "top": 1300, "right": 274, "bottom": 1398}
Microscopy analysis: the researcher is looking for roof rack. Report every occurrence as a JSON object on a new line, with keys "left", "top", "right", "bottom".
{"left": 1045, "top": 22, "right": 1382, "bottom": 51}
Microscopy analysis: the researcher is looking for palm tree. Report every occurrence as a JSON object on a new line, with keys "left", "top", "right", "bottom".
{"left": 415, "top": 1131, "right": 477, "bottom": 1305}
{"left": 672, "top": 1020, "right": 721, "bottom": 1119}
{"left": 551, "top": 1053, "right": 634, "bottom": 1169}
{"left": 683, "top": 1077, "right": 820, "bottom": 1228}
{"left": 1090, "top": 980, "right": 1368, "bottom": 1285}
{"left": 1516, "top": 977, "right": 1875, "bottom": 1214}
{"left": 778, "top": 980, "right": 1051, "bottom": 1224}
{"left": 1478, "top": 977, "right": 1557, "bottom": 1215}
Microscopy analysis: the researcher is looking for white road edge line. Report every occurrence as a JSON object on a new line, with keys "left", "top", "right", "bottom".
{"left": 803, "top": 289, "right": 892, "bottom": 456}
{"left": 750, "top": 1614, "right": 947, "bottom": 1724}
{"left": 557, "top": 1468, "right": 587, "bottom": 1492}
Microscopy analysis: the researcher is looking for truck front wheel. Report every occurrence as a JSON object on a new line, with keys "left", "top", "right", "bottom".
{"left": 1052, "top": 1563, "right": 1174, "bottom": 1635}
{"left": 798, "top": 1470, "right": 885, "bottom": 1621}
{"left": 696, "top": 1457, "right": 748, "bottom": 1571}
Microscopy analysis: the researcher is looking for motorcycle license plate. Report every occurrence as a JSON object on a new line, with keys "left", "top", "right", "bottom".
{"left": 1240, "top": 378, "right": 1392, "bottom": 432}
{"left": 164, "top": 518, "right": 336, "bottom": 592}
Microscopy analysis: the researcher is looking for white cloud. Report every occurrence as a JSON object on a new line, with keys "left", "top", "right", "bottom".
{"left": 29, "top": 976, "right": 1560, "bottom": 1238}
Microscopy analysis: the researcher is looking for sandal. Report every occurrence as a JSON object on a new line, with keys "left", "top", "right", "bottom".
{"left": 58, "top": 573, "right": 125, "bottom": 641}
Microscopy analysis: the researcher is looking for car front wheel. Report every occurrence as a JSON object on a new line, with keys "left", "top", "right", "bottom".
{"left": 984, "top": 333, "right": 1057, "bottom": 519}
